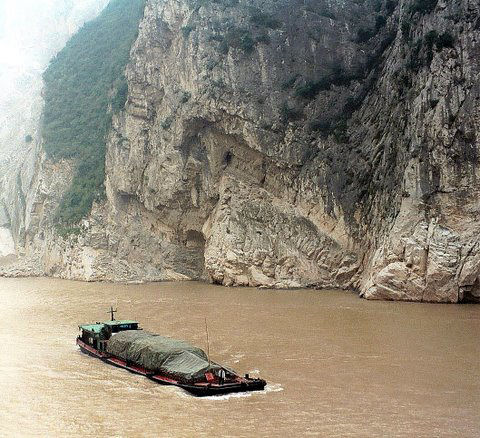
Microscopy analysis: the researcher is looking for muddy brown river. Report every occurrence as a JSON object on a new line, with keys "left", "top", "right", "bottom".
{"left": 0, "top": 278, "right": 478, "bottom": 437}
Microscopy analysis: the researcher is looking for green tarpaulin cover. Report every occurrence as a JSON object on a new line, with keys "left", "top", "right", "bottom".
{"left": 106, "top": 331, "right": 221, "bottom": 382}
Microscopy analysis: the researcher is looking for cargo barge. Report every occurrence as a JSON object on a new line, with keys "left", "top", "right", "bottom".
{"left": 76, "top": 311, "right": 266, "bottom": 397}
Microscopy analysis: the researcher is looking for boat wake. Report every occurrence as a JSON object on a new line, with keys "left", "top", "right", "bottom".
{"left": 230, "top": 353, "right": 245, "bottom": 364}
{"left": 178, "top": 383, "right": 284, "bottom": 401}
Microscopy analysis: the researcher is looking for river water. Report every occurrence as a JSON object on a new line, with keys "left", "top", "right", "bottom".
{"left": 0, "top": 278, "right": 478, "bottom": 437}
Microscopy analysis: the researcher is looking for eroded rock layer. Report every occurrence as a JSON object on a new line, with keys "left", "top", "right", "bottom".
{"left": 2, "top": 0, "right": 480, "bottom": 302}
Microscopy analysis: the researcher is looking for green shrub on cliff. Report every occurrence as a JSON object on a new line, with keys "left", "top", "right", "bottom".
{"left": 295, "top": 78, "right": 332, "bottom": 99}
{"left": 249, "top": 7, "right": 281, "bottom": 29}
{"left": 212, "top": 26, "right": 256, "bottom": 54}
{"left": 280, "top": 101, "right": 302, "bottom": 122}
{"left": 42, "top": 0, "right": 146, "bottom": 225}
{"left": 436, "top": 32, "right": 455, "bottom": 50}
{"left": 409, "top": 0, "right": 438, "bottom": 15}
{"left": 182, "top": 25, "right": 195, "bottom": 38}
{"left": 356, "top": 27, "right": 374, "bottom": 43}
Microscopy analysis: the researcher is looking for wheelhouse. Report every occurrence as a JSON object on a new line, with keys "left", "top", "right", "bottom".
{"left": 78, "top": 320, "right": 139, "bottom": 351}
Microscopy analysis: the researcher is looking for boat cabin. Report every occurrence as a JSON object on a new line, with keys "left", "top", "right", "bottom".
{"left": 78, "top": 320, "right": 139, "bottom": 351}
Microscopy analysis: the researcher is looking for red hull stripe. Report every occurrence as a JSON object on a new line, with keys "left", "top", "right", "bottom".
{"left": 76, "top": 337, "right": 266, "bottom": 396}
{"left": 151, "top": 375, "right": 177, "bottom": 384}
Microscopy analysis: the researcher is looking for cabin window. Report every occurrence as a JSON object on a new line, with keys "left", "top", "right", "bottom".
{"left": 110, "top": 323, "right": 138, "bottom": 333}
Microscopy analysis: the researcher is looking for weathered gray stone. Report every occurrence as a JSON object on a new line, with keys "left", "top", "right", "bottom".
{"left": 2, "top": 0, "right": 480, "bottom": 303}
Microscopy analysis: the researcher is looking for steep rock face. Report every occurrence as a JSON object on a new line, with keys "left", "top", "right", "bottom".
{"left": 103, "top": 0, "right": 376, "bottom": 288}
{"left": 4, "top": 0, "right": 480, "bottom": 302}
{"left": 0, "top": 0, "right": 110, "bottom": 262}
{"left": 359, "top": 0, "right": 480, "bottom": 302}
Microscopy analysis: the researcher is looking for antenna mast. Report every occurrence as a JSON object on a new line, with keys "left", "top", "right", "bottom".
{"left": 108, "top": 306, "right": 117, "bottom": 321}
{"left": 205, "top": 317, "right": 211, "bottom": 366}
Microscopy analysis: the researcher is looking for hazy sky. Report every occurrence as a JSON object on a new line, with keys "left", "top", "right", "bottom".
{"left": 0, "top": 0, "right": 108, "bottom": 70}
{"left": 0, "top": 0, "right": 109, "bottom": 159}
{"left": 0, "top": 0, "right": 60, "bottom": 68}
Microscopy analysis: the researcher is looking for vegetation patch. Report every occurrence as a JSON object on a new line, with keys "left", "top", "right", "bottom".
{"left": 213, "top": 27, "right": 256, "bottom": 54}
{"left": 407, "top": 39, "right": 424, "bottom": 71}
{"left": 385, "top": 0, "right": 396, "bottom": 15}
{"left": 425, "top": 30, "right": 455, "bottom": 61}
{"left": 356, "top": 27, "right": 375, "bottom": 43}
{"left": 162, "top": 117, "right": 173, "bottom": 130}
{"left": 401, "top": 21, "right": 411, "bottom": 40}
{"left": 206, "top": 59, "right": 218, "bottom": 71}
{"left": 292, "top": 53, "right": 389, "bottom": 101}
{"left": 409, "top": 0, "right": 438, "bottom": 15}
{"left": 282, "top": 75, "right": 299, "bottom": 90}
{"left": 206, "top": 4, "right": 281, "bottom": 55}
{"left": 255, "top": 33, "right": 271, "bottom": 45}
{"left": 57, "top": 225, "right": 82, "bottom": 239}
{"left": 249, "top": 7, "right": 281, "bottom": 29}
{"left": 365, "top": 32, "right": 396, "bottom": 71}
{"left": 42, "top": 0, "right": 146, "bottom": 225}
{"left": 295, "top": 78, "right": 332, "bottom": 99}
{"left": 182, "top": 25, "right": 196, "bottom": 38}
{"left": 407, "top": 30, "right": 455, "bottom": 71}
{"left": 435, "top": 32, "right": 455, "bottom": 50}
{"left": 319, "top": 9, "right": 336, "bottom": 20}
{"left": 111, "top": 77, "right": 129, "bottom": 113}
{"left": 280, "top": 102, "right": 302, "bottom": 123}
{"left": 304, "top": 4, "right": 336, "bottom": 20}
{"left": 375, "top": 15, "right": 387, "bottom": 32}
{"left": 188, "top": 0, "right": 239, "bottom": 10}
{"left": 180, "top": 92, "right": 192, "bottom": 103}
{"left": 310, "top": 119, "right": 349, "bottom": 143}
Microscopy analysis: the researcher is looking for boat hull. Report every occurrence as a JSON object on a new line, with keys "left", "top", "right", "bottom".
{"left": 77, "top": 338, "right": 266, "bottom": 396}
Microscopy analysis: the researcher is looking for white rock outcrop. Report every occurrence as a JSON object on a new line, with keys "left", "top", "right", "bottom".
{"left": 2, "top": 0, "right": 480, "bottom": 303}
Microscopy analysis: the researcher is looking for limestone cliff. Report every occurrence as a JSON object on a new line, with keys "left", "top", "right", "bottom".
{"left": 0, "top": 0, "right": 110, "bottom": 265}
{"left": 2, "top": 0, "right": 480, "bottom": 303}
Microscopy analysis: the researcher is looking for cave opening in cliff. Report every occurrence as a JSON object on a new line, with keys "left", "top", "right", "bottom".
{"left": 184, "top": 230, "right": 206, "bottom": 280}
{"left": 185, "top": 230, "right": 206, "bottom": 249}
{"left": 460, "top": 282, "right": 480, "bottom": 304}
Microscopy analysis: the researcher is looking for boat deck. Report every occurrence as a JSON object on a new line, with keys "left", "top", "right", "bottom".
{"left": 76, "top": 337, "right": 266, "bottom": 396}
